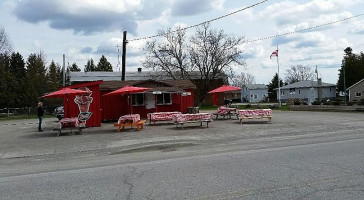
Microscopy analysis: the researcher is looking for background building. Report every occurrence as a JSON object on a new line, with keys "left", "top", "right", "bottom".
{"left": 241, "top": 84, "right": 268, "bottom": 103}
{"left": 276, "top": 80, "right": 336, "bottom": 104}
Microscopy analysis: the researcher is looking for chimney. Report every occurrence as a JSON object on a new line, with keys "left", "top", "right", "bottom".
{"left": 137, "top": 67, "right": 142, "bottom": 73}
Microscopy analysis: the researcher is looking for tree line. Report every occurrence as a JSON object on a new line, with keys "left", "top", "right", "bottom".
{"left": 0, "top": 51, "right": 113, "bottom": 109}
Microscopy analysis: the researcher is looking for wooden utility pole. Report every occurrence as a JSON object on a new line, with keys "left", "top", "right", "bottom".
{"left": 63, "top": 54, "right": 65, "bottom": 86}
{"left": 122, "top": 31, "right": 127, "bottom": 81}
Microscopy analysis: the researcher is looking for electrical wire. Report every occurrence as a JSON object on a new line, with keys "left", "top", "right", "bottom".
{"left": 128, "top": 0, "right": 269, "bottom": 42}
{"left": 244, "top": 13, "right": 364, "bottom": 44}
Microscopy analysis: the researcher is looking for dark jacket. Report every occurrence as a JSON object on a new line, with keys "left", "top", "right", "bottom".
{"left": 37, "top": 106, "right": 45, "bottom": 117}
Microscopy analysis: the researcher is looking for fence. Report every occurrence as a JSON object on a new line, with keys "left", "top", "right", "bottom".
{"left": 0, "top": 106, "right": 57, "bottom": 118}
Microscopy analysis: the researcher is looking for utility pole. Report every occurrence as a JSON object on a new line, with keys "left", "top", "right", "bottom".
{"left": 343, "top": 60, "right": 347, "bottom": 104}
{"left": 63, "top": 54, "right": 65, "bottom": 86}
{"left": 121, "top": 31, "right": 127, "bottom": 81}
{"left": 316, "top": 66, "right": 322, "bottom": 102}
{"left": 276, "top": 45, "right": 281, "bottom": 107}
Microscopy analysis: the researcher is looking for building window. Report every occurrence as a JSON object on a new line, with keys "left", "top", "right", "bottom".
{"left": 254, "top": 94, "right": 258, "bottom": 99}
{"left": 157, "top": 93, "right": 172, "bottom": 105}
{"left": 299, "top": 90, "right": 301, "bottom": 94}
{"left": 281, "top": 91, "right": 285, "bottom": 96}
{"left": 355, "top": 92, "right": 362, "bottom": 97}
{"left": 132, "top": 93, "right": 144, "bottom": 106}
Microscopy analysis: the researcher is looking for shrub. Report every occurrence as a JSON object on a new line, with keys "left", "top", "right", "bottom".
{"left": 333, "top": 101, "right": 341, "bottom": 106}
{"left": 246, "top": 104, "right": 251, "bottom": 108}
{"left": 312, "top": 100, "right": 321, "bottom": 105}
{"left": 269, "top": 104, "right": 279, "bottom": 109}
{"left": 293, "top": 99, "right": 301, "bottom": 105}
{"left": 359, "top": 99, "right": 364, "bottom": 105}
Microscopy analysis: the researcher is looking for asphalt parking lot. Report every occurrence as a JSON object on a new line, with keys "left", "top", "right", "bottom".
{"left": 0, "top": 110, "right": 363, "bottom": 159}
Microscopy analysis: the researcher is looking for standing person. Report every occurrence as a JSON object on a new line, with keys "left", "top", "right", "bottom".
{"left": 37, "top": 102, "right": 45, "bottom": 132}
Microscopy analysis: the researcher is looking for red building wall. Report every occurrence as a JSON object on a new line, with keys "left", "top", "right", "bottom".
{"left": 100, "top": 89, "right": 194, "bottom": 121}
{"left": 63, "top": 81, "right": 103, "bottom": 127}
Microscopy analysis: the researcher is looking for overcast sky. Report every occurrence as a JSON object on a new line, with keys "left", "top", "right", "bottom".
{"left": 1, "top": 0, "right": 364, "bottom": 84}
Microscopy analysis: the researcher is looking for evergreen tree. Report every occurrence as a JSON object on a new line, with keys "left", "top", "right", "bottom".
{"left": 24, "top": 53, "right": 48, "bottom": 107}
{"left": 337, "top": 47, "right": 364, "bottom": 93}
{"left": 0, "top": 53, "right": 16, "bottom": 107}
{"left": 267, "top": 73, "right": 284, "bottom": 101}
{"left": 84, "top": 58, "right": 96, "bottom": 72}
{"left": 47, "top": 60, "right": 60, "bottom": 92}
{"left": 9, "top": 52, "right": 27, "bottom": 107}
{"left": 69, "top": 62, "right": 81, "bottom": 72}
{"left": 96, "top": 55, "right": 113, "bottom": 71}
{"left": 9, "top": 52, "right": 26, "bottom": 82}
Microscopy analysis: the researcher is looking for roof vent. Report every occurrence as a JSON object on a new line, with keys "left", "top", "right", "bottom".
{"left": 137, "top": 67, "right": 142, "bottom": 73}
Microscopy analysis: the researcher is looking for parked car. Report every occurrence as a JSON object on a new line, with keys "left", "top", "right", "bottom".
{"left": 53, "top": 106, "right": 64, "bottom": 120}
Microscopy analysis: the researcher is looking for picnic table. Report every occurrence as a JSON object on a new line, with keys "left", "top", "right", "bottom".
{"left": 147, "top": 112, "right": 181, "bottom": 124}
{"left": 172, "top": 113, "right": 212, "bottom": 129}
{"left": 114, "top": 114, "right": 146, "bottom": 131}
{"left": 55, "top": 117, "right": 82, "bottom": 136}
{"left": 237, "top": 109, "right": 272, "bottom": 123}
{"left": 213, "top": 106, "right": 238, "bottom": 119}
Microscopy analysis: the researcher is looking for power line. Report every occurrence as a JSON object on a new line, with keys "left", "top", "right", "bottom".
{"left": 126, "top": 13, "right": 364, "bottom": 51}
{"left": 128, "top": 0, "right": 269, "bottom": 42}
{"left": 244, "top": 13, "right": 364, "bottom": 44}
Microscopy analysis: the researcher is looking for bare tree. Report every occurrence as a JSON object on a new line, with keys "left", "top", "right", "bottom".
{"left": 229, "top": 72, "right": 255, "bottom": 87}
{"left": 284, "top": 65, "right": 315, "bottom": 84}
{"left": 142, "top": 23, "right": 245, "bottom": 105}
{"left": 0, "top": 26, "right": 12, "bottom": 54}
{"left": 142, "top": 26, "right": 191, "bottom": 80}
{"left": 189, "top": 23, "right": 245, "bottom": 104}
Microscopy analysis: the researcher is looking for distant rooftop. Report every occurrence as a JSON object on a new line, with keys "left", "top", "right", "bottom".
{"left": 243, "top": 84, "right": 267, "bottom": 90}
{"left": 279, "top": 80, "right": 336, "bottom": 90}
{"left": 69, "top": 69, "right": 227, "bottom": 82}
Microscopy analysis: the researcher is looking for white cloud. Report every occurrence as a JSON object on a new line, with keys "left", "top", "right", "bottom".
{"left": 171, "top": 0, "right": 225, "bottom": 16}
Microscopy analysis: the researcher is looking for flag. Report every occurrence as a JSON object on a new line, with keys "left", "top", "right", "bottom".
{"left": 270, "top": 50, "right": 278, "bottom": 59}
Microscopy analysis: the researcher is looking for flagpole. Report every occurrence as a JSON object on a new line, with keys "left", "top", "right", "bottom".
{"left": 277, "top": 44, "right": 281, "bottom": 107}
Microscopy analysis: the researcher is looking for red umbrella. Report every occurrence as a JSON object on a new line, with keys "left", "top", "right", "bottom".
{"left": 103, "top": 85, "right": 150, "bottom": 114}
{"left": 208, "top": 85, "right": 241, "bottom": 94}
{"left": 208, "top": 85, "right": 241, "bottom": 106}
{"left": 42, "top": 88, "right": 89, "bottom": 98}
{"left": 41, "top": 88, "right": 90, "bottom": 118}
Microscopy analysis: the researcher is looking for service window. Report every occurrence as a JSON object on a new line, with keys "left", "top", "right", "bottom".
{"left": 157, "top": 93, "right": 172, "bottom": 105}
{"left": 132, "top": 93, "right": 144, "bottom": 105}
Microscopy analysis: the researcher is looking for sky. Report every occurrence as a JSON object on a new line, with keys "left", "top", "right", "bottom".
{"left": 1, "top": 0, "right": 364, "bottom": 85}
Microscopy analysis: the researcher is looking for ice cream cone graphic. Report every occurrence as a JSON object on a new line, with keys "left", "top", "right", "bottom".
{"left": 74, "top": 87, "right": 93, "bottom": 123}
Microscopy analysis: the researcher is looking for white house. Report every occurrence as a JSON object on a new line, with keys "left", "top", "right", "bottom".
{"left": 347, "top": 78, "right": 364, "bottom": 102}
{"left": 241, "top": 84, "right": 268, "bottom": 103}
{"left": 276, "top": 80, "right": 336, "bottom": 104}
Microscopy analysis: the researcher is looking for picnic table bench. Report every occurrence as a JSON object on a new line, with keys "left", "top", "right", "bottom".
{"left": 114, "top": 114, "right": 146, "bottom": 132}
{"left": 237, "top": 109, "right": 272, "bottom": 124}
{"left": 172, "top": 113, "right": 212, "bottom": 129}
{"left": 212, "top": 106, "right": 238, "bottom": 119}
{"left": 114, "top": 120, "right": 146, "bottom": 132}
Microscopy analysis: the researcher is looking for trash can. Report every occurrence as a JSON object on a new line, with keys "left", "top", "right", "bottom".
{"left": 187, "top": 107, "right": 200, "bottom": 114}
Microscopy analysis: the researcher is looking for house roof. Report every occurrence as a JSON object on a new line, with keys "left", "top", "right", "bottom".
{"left": 277, "top": 80, "right": 336, "bottom": 90}
{"left": 347, "top": 78, "right": 364, "bottom": 90}
{"left": 243, "top": 84, "right": 267, "bottom": 90}
{"left": 69, "top": 71, "right": 227, "bottom": 82}
{"left": 99, "top": 79, "right": 196, "bottom": 92}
